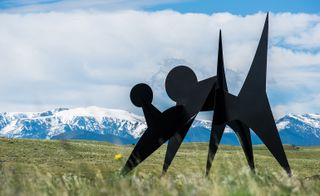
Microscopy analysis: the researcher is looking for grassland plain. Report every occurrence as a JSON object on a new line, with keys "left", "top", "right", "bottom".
{"left": 0, "top": 138, "right": 319, "bottom": 196}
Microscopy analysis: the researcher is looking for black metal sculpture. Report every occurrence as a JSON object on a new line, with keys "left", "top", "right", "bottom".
{"left": 121, "top": 14, "right": 291, "bottom": 176}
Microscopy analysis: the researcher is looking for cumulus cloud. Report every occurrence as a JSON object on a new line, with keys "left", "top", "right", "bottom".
{"left": 0, "top": 11, "right": 319, "bottom": 118}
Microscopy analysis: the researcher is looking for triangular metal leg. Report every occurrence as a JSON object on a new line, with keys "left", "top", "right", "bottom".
{"left": 206, "top": 124, "right": 226, "bottom": 176}
{"left": 229, "top": 120, "right": 254, "bottom": 170}
{"left": 162, "top": 118, "right": 195, "bottom": 174}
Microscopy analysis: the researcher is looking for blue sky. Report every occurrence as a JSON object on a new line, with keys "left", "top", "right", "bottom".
{"left": 147, "top": 0, "right": 320, "bottom": 15}
{"left": 1, "top": 0, "right": 319, "bottom": 14}
{"left": 0, "top": 0, "right": 319, "bottom": 118}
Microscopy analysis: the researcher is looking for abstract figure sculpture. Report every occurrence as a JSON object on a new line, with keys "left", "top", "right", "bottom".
{"left": 121, "top": 14, "right": 292, "bottom": 176}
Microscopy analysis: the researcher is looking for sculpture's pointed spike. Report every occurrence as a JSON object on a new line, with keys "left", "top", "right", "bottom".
{"left": 212, "top": 30, "right": 228, "bottom": 124}
{"left": 217, "top": 30, "right": 228, "bottom": 91}
{"left": 239, "top": 14, "right": 268, "bottom": 95}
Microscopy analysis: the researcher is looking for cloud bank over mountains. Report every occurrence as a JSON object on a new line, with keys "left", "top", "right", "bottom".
{"left": 0, "top": 11, "right": 319, "bottom": 117}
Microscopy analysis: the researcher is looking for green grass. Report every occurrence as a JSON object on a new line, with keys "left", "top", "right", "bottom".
{"left": 0, "top": 138, "right": 319, "bottom": 196}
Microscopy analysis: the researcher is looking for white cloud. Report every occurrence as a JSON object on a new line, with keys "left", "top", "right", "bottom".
{"left": 273, "top": 94, "right": 320, "bottom": 118}
{"left": 0, "top": 11, "right": 319, "bottom": 117}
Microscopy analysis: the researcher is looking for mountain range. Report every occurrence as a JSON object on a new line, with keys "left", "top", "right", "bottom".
{"left": 0, "top": 106, "right": 319, "bottom": 146}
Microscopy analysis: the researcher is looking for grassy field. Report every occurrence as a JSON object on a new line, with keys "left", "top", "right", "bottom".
{"left": 0, "top": 138, "right": 319, "bottom": 196}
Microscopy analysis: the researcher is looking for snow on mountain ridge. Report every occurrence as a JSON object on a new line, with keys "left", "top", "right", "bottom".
{"left": 276, "top": 121, "right": 290, "bottom": 130}
{"left": 277, "top": 113, "right": 320, "bottom": 139}
{"left": 54, "top": 106, "right": 145, "bottom": 124}
{"left": 286, "top": 113, "right": 320, "bottom": 129}
{"left": 0, "top": 106, "right": 146, "bottom": 139}
{"left": 192, "top": 119, "right": 233, "bottom": 133}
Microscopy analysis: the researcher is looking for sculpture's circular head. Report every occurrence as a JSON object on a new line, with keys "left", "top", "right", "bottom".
{"left": 165, "top": 65, "right": 197, "bottom": 102}
{"left": 130, "top": 83, "right": 153, "bottom": 107}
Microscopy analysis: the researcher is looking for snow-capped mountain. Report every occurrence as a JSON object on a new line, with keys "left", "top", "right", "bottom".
{"left": 0, "top": 106, "right": 146, "bottom": 144}
{"left": 0, "top": 106, "right": 319, "bottom": 146}
{"left": 276, "top": 114, "right": 320, "bottom": 146}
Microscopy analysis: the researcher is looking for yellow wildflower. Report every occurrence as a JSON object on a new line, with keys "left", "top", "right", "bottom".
{"left": 114, "top": 154, "right": 123, "bottom": 160}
